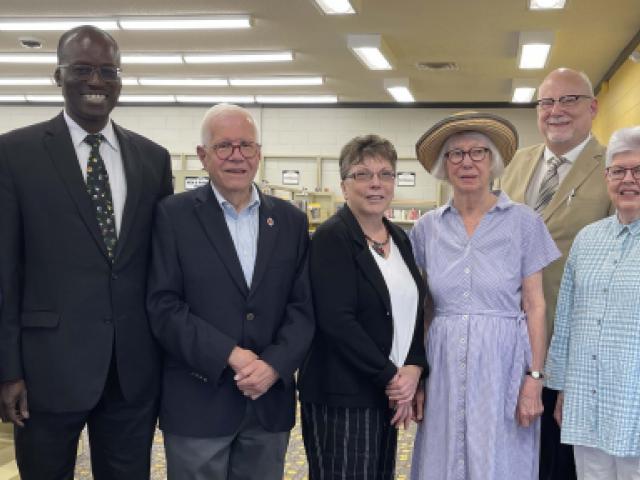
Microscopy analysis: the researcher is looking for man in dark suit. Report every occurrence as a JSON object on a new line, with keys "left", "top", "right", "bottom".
{"left": 500, "top": 68, "right": 612, "bottom": 480}
{"left": 147, "top": 103, "right": 314, "bottom": 479}
{"left": 0, "top": 26, "right": 172, "bottom": 479}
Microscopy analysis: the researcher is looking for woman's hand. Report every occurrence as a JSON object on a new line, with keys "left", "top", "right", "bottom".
{"left": 385, "top": 365, "right": 422, "bottom": 405}
{"left": 390, "top": 401, "right": 414, "bottom": 430}
{"left": 413, "top": 380, "right": 425, "bottom": 423}
{"left": 516, "top": 376, "right": 544, "bottom": 427}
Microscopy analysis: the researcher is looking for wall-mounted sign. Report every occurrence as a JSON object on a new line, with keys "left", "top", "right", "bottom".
{"left": 282, "top": 170, "right": 300, "bottom": 185}
{"left": 184, "top": 176, "right": 209, "bottom": 190}
{"left": 397, "top": 171, "right": 416, "bottom": 187}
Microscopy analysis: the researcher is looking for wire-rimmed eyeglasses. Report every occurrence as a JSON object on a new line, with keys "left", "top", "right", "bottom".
{"left": 206, "top": 141, "right": 261, "bottom": 160}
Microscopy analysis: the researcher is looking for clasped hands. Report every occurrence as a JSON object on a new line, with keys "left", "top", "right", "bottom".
{"left": 385, "top": 365, "right": 422, "bottom": 430}
{"left": 228, "top": 346, "right": 279, "bottom": 400}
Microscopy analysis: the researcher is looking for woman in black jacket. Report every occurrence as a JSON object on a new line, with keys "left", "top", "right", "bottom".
{"left": 298, "top": 134, "right": 427, "bottom": 479}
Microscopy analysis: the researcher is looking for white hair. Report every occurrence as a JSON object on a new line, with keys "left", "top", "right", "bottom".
{"left": 430, "top": 131, "right": 505, "bottom": 182}
{"left": 199, "top": 103, "right": 259, "bottom": 146}
{"left": 606, "top": 126, "right": 640, "bottom": 167}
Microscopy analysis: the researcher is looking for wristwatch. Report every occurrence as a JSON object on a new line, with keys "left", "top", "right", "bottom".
{"left": 526, "top": 370, "right": 545, "bottom": 380}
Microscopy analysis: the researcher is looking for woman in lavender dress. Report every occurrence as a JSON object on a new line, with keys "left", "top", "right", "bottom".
{"left": 409, "top": 112, "right": 561, "bottom": 480}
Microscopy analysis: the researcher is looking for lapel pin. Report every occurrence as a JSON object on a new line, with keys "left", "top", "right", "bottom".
{"left": 266, "top": 217, "right": 274, "bottom": 227}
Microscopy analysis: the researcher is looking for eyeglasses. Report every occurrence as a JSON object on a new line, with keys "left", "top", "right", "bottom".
{"left": 207, "top": 141, "right": 260, "bottom": 160}
{"left": 606, "top": 165, "right": 640, "bottom": 181}
{"left": 535, "top": 94, "right": 592, "bottom": 110}
{"left": 444, "top": 147, "right": 490, "bottom": 164}
{"left": 344, "top": 169, "right": 396, "bottom": 183}
{"left": 58, "top": 64, "right": 122, "bottom": 81}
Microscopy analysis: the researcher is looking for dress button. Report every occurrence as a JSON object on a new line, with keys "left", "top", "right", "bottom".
{"left": 603, "top": 288, "right": 608, "bottom": 293}
{"left": 462, "top": 314, "right": 468, "bottom": 320}
{"left": 246, "top": 312, "right": 255, "bottom": 321}
{"left": 592, "top": 355, "right": 597, "bottom": 360}
{"left": 613, "top": 259, "right": 618, "bottom": 264}
{"left": 463, "top": 291, "right": 469, "bottom": 298}
{"left": 592, "top": 389, "right": 597, "bottom": 394}
{"left": 460, "top": 337, "right": 466, "bottom": 344}
{"left": 464, "top": 267, "right": 470, "bottom": 274}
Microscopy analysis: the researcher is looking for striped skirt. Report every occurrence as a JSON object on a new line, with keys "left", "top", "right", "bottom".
{"left": 301, "top": 402, "right": 397, "bottom": 480}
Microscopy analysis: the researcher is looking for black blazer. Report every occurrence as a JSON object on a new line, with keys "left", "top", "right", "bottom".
{"left": 146, "top": 185, "right": 315, "bottom": 437}
{"left": 298, "top": 205, "right": 427, "bottom": 409}
{"left": 0, "top": 112, "right": 173, "bottom": 412}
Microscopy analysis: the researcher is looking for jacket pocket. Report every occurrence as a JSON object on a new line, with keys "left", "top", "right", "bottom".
{"left": 21, "top": 311, "right": 60, "bottom": 328}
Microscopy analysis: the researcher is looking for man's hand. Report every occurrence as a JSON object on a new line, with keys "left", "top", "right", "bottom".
{"left": 516, "top": 376, "right": 544, "bottom": 427}
{"left": 554, "top": 391, "right": 564, "bottom": 427}
{"left": 235, "top": 359, "right": 279, "bottom": 400}
{"left": 0, "top": 380, "right": 28, "bottom": 427}
{"left": 228, "top": 346, "right": 258, "bottom": 373}
{"left": 385, "top": 365, "right": 422, "bottom": 405}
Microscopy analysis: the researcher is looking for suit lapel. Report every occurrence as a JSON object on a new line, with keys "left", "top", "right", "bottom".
{"left": 194, "top": 185, "right": 249, "bottom": 295}
{"left": 249, "top": 192, "right": 279, "bottom": 296}
{"left": 113, "top": 123, "right": 142, "bottom": 259}
{"left": 43, "top": 113, "right": 109, "bottom": 260}
{"left": 542, "top": 137, "right": 603, "bottom": 221}
{"left": 339, "top": 207, "right": 392, "bottom": 314}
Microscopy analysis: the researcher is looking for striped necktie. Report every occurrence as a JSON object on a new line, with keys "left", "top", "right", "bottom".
{"left": 535, "top": 156, "right": 567, "bottom": 213}
{"left": 85, "top": 134, "right": 117, "bottom": 262}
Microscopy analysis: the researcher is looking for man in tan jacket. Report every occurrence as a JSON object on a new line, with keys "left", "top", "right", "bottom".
{"left": 501, "top": 68, "right": 612, "bottom": 480}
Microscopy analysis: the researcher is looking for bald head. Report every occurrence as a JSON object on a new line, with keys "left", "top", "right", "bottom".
{"left": 536, "top": 68, "right": 598, "bottom": 155}
{"left": 57, "top": 25, "right": 120, "bottom": 65}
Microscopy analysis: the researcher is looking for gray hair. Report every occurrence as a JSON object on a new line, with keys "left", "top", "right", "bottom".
{"left": 606, "top": 126, "right": 640, "bottom": 167}
{"left": 430, "top": 131, "right": 504, "bottom": 182}
{"left": 339, "top": 134, "right": 398, "bottom": 179}
{"left": 199, "top": 103, "right": 259, "bottom": 146}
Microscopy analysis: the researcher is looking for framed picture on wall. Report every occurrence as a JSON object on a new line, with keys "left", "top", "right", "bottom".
{"left": 397, "top": 171, "right": 416, "bottom": 187}
{"left": 282, "top": 170, "right": 300, "bottom": 185}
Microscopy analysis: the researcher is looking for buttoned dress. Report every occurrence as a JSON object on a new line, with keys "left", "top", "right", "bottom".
{"left": 409, "top": 192, "right": 560, "bottom": 480}
{"left": 546, "top": 215, "right": 640, "bottom": 458}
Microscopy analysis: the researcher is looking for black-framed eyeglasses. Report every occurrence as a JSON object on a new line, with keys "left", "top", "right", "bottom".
{"left": 206, "top": 141, "right": 261, "bottom": 160}
{"left": 58, "top": 64, "right": 122, "bottom": 81}
{"left": 606, "top": 165, "right": 640, "bottom": 181}
{"left": 343, "top": 169, "right": 396, "bottom": 183}
{"left": 444, "top": 147, "right": 491, "bottom": 164}
{"left": 535, "top": 94, "right": 592, "bottom": 110}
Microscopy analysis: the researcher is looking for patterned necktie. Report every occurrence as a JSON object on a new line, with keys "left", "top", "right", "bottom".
{"left": 535, "top": 156, "right": 567, "bottom": 213}
{"left": 85, "top": 134, "right": 117, "bottom": 262}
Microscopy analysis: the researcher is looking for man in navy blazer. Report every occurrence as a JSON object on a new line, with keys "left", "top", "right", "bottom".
{"left": 0, "top": 26, "right": 172, "bottom": 479}
{"left": 147, "top": 103, "right": 314, "bottom": 479}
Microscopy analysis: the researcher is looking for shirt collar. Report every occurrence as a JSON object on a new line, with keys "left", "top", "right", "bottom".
{"left": 439, "top": 190, "right": 512, "bottom": 217}
{"left": 210, "top": 182, "right": 260, "bottom": 216}
{"left": 63, "top": 109, "right": 119, "bottom": 152}
{"left": 612, "top": 214, "right": 640, "bottom": 238}
{"left": 543, "top": 134, "right": 591, "bottom": 166}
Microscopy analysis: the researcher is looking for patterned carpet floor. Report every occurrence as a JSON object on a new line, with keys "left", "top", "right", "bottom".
{"left": 74, "top": 411, "right": 417, "bottom": 479}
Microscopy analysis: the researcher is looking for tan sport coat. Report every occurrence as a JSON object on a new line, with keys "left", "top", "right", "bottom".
{"left": 500, "top": 136, "right": 612, "bottom": 346}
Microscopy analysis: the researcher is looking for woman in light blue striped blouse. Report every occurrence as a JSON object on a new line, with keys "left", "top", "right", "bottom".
{"left": 546, "top": 126, "right": 640, "bottom": 480}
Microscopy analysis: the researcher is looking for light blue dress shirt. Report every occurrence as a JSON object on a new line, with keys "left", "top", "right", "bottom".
{"left": 211, "top": 183, "right": 260, "bottom": 287}
{"left": 546, "top": 214, "right": 640, "bottom": 457}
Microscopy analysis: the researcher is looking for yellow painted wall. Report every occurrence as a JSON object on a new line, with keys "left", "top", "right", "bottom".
{"left": 593, "top": 59, "right": 640, "bottom": 143}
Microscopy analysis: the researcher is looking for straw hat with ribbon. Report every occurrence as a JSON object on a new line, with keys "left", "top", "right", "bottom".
{"left": 415, "top": 111, "right": 518, "bottom": 173}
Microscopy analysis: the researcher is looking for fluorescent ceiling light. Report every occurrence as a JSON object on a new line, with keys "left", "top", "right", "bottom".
{"left": 138, "top": 77, "right": 228, "bottom": 86}
{"left": 0, "top": 53, "right": 56, "bottom": 64}
{"left": 0, "top": 19, "right": 119, "bottom": 31}
{"left": 121, "top": 77, "right": 139, "bottom": 86}
{"left": 119, "top": 95, "right": 176, "bottom": 103}
{"left": 26, "top": 94, "right": 64, "bottom": 102}
{"left": 0, "top": 77, "right": 54, "bottom": 86}
{"left": 384, "top": 78, "right": 415, "bottom": 102}
{"left": 118, "top": 15, "right": 251, "bottom": 30}
{"left": 183, "top": 51, "right": 293, "bottom": 64}
{"left": 529, "top": 0, "right": 566, "bottom": 9}
{"left": 347, "top": 34, "right": 393, "bottom": 70}
{"left": 176, "top": 95, "right": 255, "bottom": 104}
{"left": 0, "top": 95, "right": 26, "bottom": 102}
{"left": 518, "top": 32, "right": 553, "bottom": 69}
{"left": 255, "top": 95, "right": 338, "bottom": 104}
{"left": 313, "top": 0, "right": 357, "bottom": 15}
{"left": 229, "top": 76, "right": 323, "bottom": 86}
{"left": 122, "top": 54, "right": 183, "bottom": 64}
{"left": 512, "top": 87, "right": 536, "bottom": 103}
